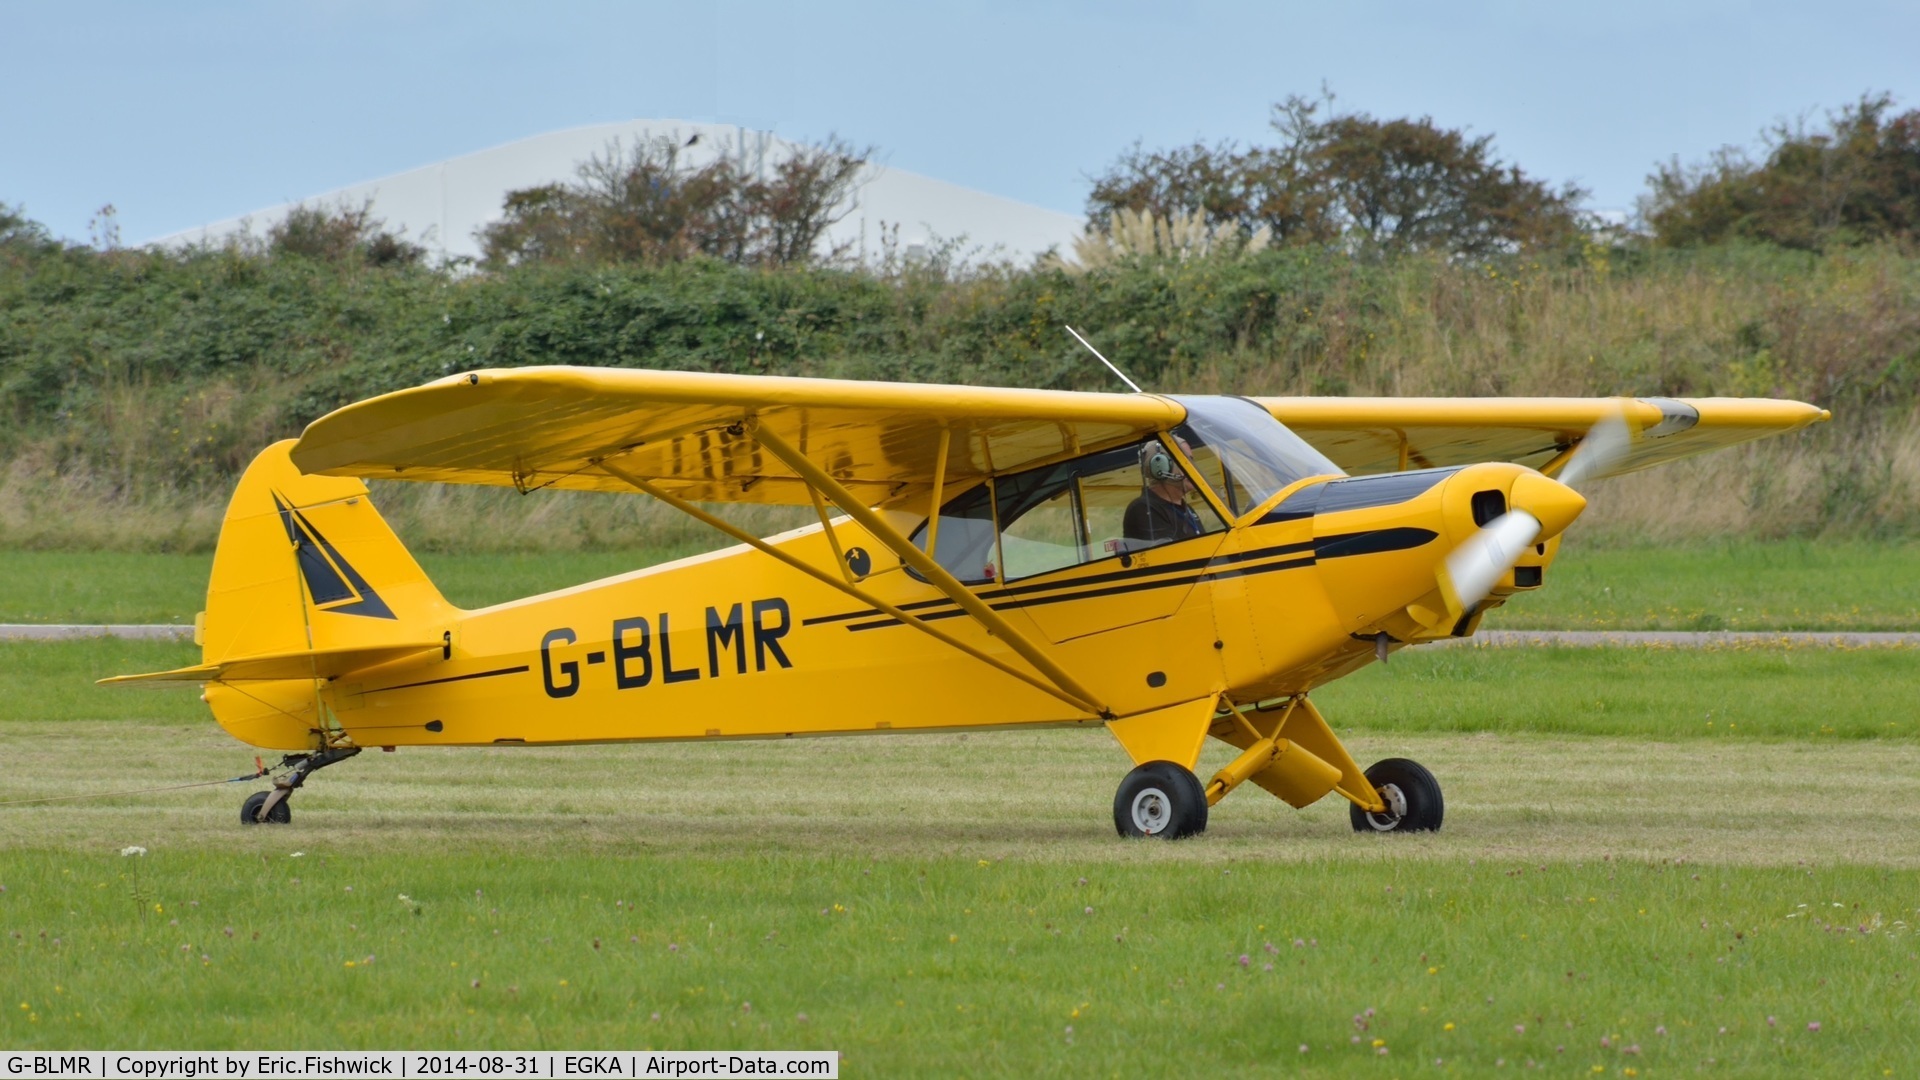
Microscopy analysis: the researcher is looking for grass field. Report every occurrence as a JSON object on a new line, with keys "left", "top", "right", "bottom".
{"left": 1488, "top": 539, "right": 1920, "bottom": 632}
{"left": 2, "top": 638, "right": 1917, "bottom": 1071}
{"left": 3, "top": 539, "right": 1917, "bottom": 630}
{"left": 7, "top": 637, "right": 1919, "bottom": 743}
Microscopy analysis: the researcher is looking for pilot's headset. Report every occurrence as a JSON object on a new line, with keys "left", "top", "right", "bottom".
{"left": 1139, "top": 439, "right": 1182, "bottom": 484}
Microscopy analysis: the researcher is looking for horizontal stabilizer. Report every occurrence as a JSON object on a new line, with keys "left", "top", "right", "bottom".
{"left": 98, "top": 641, "right": 442, "bottom": 688}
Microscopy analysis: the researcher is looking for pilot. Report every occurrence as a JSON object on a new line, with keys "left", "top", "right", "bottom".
{"left": 1123, "top": 438, "right": 1205, "bottom": 545}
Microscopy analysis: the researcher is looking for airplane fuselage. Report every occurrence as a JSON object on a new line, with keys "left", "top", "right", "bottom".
{"left": 207, "top": 461, "right": 1562, "bottom": 753}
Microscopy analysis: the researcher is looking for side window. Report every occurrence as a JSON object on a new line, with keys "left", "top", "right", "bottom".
{"left": 999, "top": 480, "right": 1082, "bottom": 579}
{"left": 1078, "top": 452, "right": 1147, "bottom": 556}
{"left": 912, "top": 481, "right": 999, "bottom": 584}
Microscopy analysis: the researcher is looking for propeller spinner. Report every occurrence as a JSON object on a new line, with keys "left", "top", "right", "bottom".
{"left": 1438, "top": 409, "right": 1633, "bottom": 613}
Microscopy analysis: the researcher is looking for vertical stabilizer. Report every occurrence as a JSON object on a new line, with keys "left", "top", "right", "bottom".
{"left": 198, "top": 440, "right": 456, "bottom": 749}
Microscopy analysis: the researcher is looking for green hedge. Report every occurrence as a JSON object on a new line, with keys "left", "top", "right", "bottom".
{"left": 4, "top": 235, "right": 1916, "bottom": 496}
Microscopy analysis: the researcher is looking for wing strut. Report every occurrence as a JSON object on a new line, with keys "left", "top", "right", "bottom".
{"left": 747, "top": 421, "right": 1113, "bottom": 719}
{"left": 925, "top": 426, "right": 951, "bottom": 556}
{"left": 805, "top": 486, "right": 856, "bottom": 585}
{"left": 592, "top": 459, "right": 1106, "bottom": 717}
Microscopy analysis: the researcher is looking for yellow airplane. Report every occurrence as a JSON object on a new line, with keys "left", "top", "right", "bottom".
{"left": 107, "top": 368, "right": 1827, "bottom": 837}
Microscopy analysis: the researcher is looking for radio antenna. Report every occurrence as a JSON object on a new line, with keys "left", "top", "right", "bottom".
{"left": 1064, "top": 325, "right": 1143, "bottom": 393}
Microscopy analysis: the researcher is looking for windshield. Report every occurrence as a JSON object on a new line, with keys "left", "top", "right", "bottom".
{"left": 1169, "top": 396, "right": 1344, "bottom": 516}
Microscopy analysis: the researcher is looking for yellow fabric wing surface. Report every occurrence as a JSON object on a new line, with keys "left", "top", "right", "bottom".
{"left": 291, "top": 368, "right": 1828, "bottom": 500}
{"left": 290, "top": 367, "right": 1185, "bottom": 506}
{"left": 1256, "top": 396, "right": 1830, "bottom": 476}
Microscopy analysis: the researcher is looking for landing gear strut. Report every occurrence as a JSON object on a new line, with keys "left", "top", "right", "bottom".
{"left": 241, "top": 747, "right": 361, "bottom": 825}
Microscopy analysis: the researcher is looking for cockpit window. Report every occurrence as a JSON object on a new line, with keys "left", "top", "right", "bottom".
{"left": 910, "top": 438, "right": 1226, "bottom": 584}
{"left": 1169, "top": 396, "right": 1344, "bottom": 516}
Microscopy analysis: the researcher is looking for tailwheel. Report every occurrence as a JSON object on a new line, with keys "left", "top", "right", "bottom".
{"left": 1350, "top": 757, "right": 1444, "bottom": 834}
{"left": 237, "top": 747, "right": 362, "bottom": 826}
{"left": 241, "top": 790, "right": 291, "bottom": 825}
{"left": 1113, "top": 761, "right": 1208, "bottom": 839}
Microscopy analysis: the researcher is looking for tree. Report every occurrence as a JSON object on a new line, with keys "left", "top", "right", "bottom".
{"left": 478, "top": 135, "right": 870, "bottom": 270}
{"left": 268, "top": 201, "right": 425, "bottom": 267}
{"left": 0, "top": 204, "right": 52, "bottom": 249}
{"left": 1641, "top": 93, "right": 1920, "bottom": 250}
{"left": 1307, "top": 104, "right": 1586, "bottom": 256}
{"left": 1085, "top": 135, "right": 1331, "bottom": 248}
{"left": 1084, "top": 94, "right": 1586, "bottom": 259}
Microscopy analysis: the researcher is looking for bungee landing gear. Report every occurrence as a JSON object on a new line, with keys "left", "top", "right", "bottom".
{"left": 241, "top": 747, "right": 361, "bottom": 825}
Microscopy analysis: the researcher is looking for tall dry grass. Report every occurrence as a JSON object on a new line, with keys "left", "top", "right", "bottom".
{"left": 1577, "top": 409, "right": 1920, "bottom": 544}
{"left": 5, "top": 419, "right": 1908, "bottom": 554}
{"left": 1174, "top": 245, "right": 1918, "bottom": 404}
{"left": 0, "top": 463, "right": 818, "bottom": 555}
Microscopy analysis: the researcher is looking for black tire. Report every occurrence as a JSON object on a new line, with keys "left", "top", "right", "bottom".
{"left": 1113, "top": 761, "right": 1208, "bottom": 839}
{"left": 1349, "top": 758, "right": 1443, "bottom": 834}
{"left": 241, "top": 790, "right": 291, "bottom": 826}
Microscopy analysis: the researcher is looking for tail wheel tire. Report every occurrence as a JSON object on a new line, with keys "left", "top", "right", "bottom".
{"left": 241, "top": 790, "right": 291, "bottom": 826}
{"left": 1113, "top": 761, "right": 1208, "bottom": 839}
{"left": 1349, "top": 758, "right": 1443, "bottom": 833}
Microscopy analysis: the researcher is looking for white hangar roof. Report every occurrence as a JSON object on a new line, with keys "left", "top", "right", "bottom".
{"left": 152, "top": 120, "right": 1086, "bottom": 265}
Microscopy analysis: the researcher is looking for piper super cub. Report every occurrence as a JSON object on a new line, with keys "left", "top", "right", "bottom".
{"left": 108, "top": 366, "right": 1827, "bottom": 838}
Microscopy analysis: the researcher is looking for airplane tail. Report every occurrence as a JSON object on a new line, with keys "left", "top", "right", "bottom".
{"left": 105, "top": 440, "right": 456, "bottom": 750}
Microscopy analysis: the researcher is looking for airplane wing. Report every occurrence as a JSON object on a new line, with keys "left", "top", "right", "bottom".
{"left": 1254, "top": 396, "right": 1830, "bottom": 477}
{"left": 291, "top": 367, "right": 1184, "bottom": 506}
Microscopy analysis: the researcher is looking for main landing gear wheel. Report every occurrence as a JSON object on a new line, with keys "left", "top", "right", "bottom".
{"left": 1113, "top": 761, "right": 1208, "bottom": 839}
{"left": 1350, "top": 757, "right": 1444, "bottom": 834}
{"left": 241, "top": 790, "right": 291, "bottom": 825}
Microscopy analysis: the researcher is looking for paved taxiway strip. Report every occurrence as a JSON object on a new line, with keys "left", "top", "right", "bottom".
{"left": 1, "top": 624, "right": 194, "bottom": 641}
{"left": 3, "top": 625, "right": 1915, "bottom": 647}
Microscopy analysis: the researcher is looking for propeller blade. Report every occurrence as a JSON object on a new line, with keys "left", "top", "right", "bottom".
{"left": 1557, "top": 407, "right": 1633, "bottom": 490}
{"left": 1428, "top": 407, "right": 1629, "bottom": 626}
{"left": 1439, "top": 510, "right": 1543, "bottom": 613}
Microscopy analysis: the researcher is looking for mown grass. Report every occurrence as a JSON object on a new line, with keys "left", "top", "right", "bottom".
{"left": 4, "top": 539, "right": 1919, "bottom": 630}
{"left": 1487, "top": 537, "right": 1920, "bottom": 631}
{"left": 2, "top": 849, "right": 1916, "bottom": 1073}
{"left": 3, "top": 636, "right": 1919, "bottom": 1069}
{"left": 0, "top": 549, "right": 690, "bottom": 625}
{"left": 7, "top": 638, "right": 1918, "bottom": 743}
{"left": 1319, "top": 642, "right": 1920, "bottom": 741}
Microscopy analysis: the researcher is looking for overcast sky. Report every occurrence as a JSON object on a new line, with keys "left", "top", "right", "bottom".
{"left": 6, "top": 0, "right": 1917, "bottom": 245}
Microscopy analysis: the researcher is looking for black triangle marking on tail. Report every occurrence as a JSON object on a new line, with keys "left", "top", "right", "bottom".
{"left": 272, "top": 493, "right": 398, "bottom": 620}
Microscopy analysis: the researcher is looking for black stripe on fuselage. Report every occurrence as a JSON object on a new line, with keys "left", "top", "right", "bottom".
{"left": 828, "top": 528, "right": 1435, "bottom": 633}
{"left": 800, "top": 549, "right": 1235, "bottom": 627}
{"left": 841, "top": 554, "right": 1320, "bottom": 631}
{"left": 1314, "top": 527, "right": 1441, "bottom": 560}
{"left": 800, "top": 539, "right": 1317, "bottom": 629}
{"left": 366, "top": 664, "right": 531, "bottom": 694}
